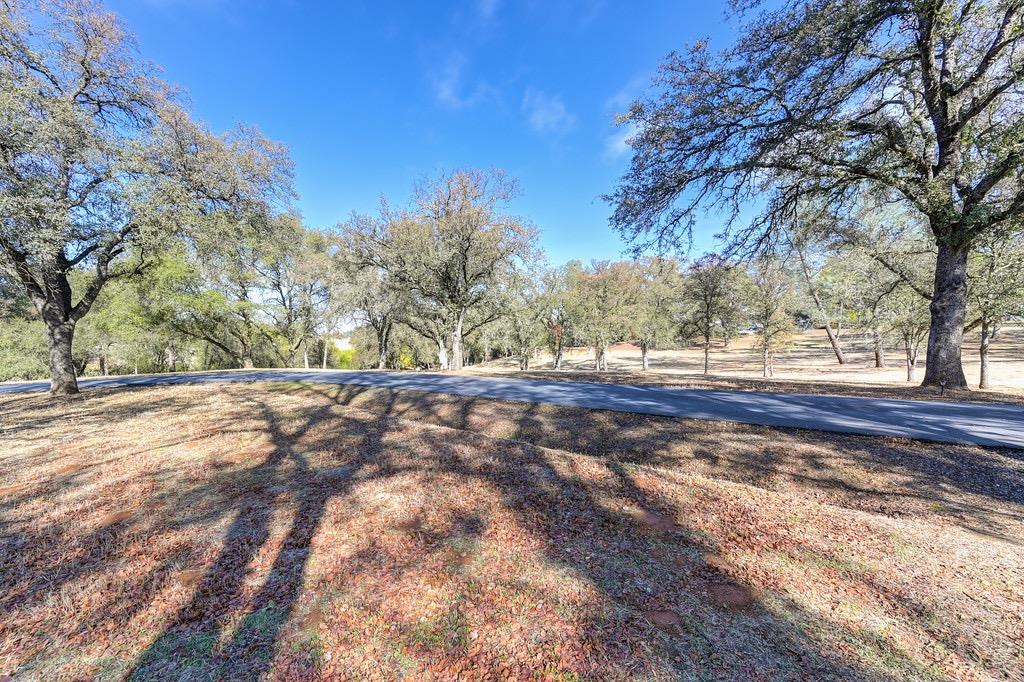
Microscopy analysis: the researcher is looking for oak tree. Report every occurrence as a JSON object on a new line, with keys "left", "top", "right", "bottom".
{"left": 0, "top": 0, "right": 292, "bottom": 393}
{"left": 610, "top": 0, "right": 1024, "bottom": 389}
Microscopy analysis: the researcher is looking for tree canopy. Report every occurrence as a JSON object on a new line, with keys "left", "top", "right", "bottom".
{"left": 0, "top": 0, "right": 293, "bottom": 393}
{"left": 3, "top": 0, "right": 1024, "bottom": 395}
{"left": 609, "top": 0, "right": 1024, "bottom": 388}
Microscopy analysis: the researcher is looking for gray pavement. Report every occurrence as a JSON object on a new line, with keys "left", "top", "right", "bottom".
{"left": 2, "top": 369, "right": 1023, "bottom": 449}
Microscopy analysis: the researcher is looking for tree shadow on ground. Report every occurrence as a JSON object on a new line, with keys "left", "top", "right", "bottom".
{"left": 293, "top": 383, "right": 1024, "bottom": 539}
{"left": 1, "top": 383, "right": 1015, "bottom": 679}
{"left": 124, "top": 392, "right": 402, "bottom": 680}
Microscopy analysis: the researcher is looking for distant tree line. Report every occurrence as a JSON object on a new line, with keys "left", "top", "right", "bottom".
{"left": 4, "top": 155, "right": 1022, "bottom": 389}
{"left": 3, "top": 0, "right": 1024, "bottom": 394}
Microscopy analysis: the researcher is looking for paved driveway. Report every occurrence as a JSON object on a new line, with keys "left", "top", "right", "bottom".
{"left": 3, "top": 369, "right": 1023, "bottom": 449}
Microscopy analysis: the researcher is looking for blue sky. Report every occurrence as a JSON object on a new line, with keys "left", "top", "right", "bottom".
{"left": 107, "top": 0, "right": 739, "bottom": 265}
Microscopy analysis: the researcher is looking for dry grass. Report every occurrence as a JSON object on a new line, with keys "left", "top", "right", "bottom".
{"left": 1, "top": 382, "right": 1021, "bottom": 681}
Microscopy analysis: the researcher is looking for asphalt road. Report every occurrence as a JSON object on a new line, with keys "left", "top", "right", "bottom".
{"left": 3, "top": 369, "right": 1023, "bottom": 449}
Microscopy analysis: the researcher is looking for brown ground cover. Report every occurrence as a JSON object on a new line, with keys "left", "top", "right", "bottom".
{"left": 0, "top": 382, "right": 1021, "bottom": 680}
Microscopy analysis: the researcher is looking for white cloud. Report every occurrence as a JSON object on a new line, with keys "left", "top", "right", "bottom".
{"left": 605, "top": 75, "right": 648, "bottom": 114}
{"left": 521, "top": 89, "right": 576, "bottom": 135}
{"left": 477, "top": 0, "right": 501, "bottom": 22}
{"left": 430, "top": 53, "right": 493, "bottom": 109}
{"left": 603, "top": 122, "right": 638, "bottom": 161}
{"left": 602, "top": 77, "right": 645, "bottom": 160}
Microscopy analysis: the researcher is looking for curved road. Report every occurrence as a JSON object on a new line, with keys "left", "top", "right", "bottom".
{"left": 3, "top": 369, "right": 1023, "bottom": 449}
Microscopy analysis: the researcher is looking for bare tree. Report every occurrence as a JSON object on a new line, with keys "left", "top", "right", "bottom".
{"left": 609, "top": 0, "right": 1024, "bottom": 389}
{"left": 840, "top": 253, "right": 903, "bottom": 369}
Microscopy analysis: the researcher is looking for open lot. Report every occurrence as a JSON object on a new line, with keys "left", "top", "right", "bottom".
{"left": 469, "top": 327, "right": 1024, "bottom": 403}
{"left": 1, "top": 382, "right": 1021, "bottom": 680}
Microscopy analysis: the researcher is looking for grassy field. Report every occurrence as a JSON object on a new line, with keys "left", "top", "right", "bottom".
{"left": 468, "top": 327, "right": 1024, "bottom": 402}
{"left": 1, "top": 382, "right": 1022, "bottom": 680}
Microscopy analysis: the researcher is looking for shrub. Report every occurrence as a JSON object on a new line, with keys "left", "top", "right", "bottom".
{"left": 329, "top": 347, "right": 357, "bottom": 369}
{"left": 0, "top": 319, "right": 48, "bottom": 381}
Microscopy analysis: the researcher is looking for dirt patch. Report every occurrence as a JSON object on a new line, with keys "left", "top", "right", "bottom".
{"left": 706, "top": 582, "right": 756, "bottom": 611}
{"left": 299, "top": 604, "right": 324, "bottom": 632}
{"left": 624, "top": 506, "right": 678, "bottom": 533}
{"left": 51, "top": 463, "right": 85, "bottom": 476}
{"left": 98, "top": 509, "right": 134, "bottom": 527}
{"left": 644, "top": 610, "right": 681, "bottom": 629}
{"left": 0, "top": 482, "right": 32, "bottom": 497}
{"left": 177, "top": 569, "right": 204, "bottom": 587}
{"left": 702, "top": 554, "right": 735, "bottom": 577}
{"left": 282, "top": 381, "right": 1024, "bottom": 535}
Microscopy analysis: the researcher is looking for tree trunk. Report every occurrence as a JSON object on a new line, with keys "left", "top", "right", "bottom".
{"left": 796, "top": 243, "right": 846, "bottom": 364}
{"left": 601, "top": 343, "right": 609, "bottom": 371}
{"left": 437, "top": 339, "right": 449, "bottom": 370}
{"left": 243, "top": 355, "right": 255, "bottom": 369}
{"left": 641, "top": 342, "right": 650, "bottom": 371}
{"left": 553, "top": 343, "right": 563, "bottom": 370}
{"left": 321, "top": 338, "right": 329, "bottom": 369}
{"left": 377, "top": 323, "right": 391, "bottom": 370}
{"left": 99, "top": 349, "right": 108, "bottom": 376}
{"left": 921, "top": 242, "right": 969, "bottom": 389}
{"left": 822, "top": 323, "right": 847, "bottom": 365}
{"left": 872, "top": 325, "right": 885, "bottom": 368}
{"left": 979, "top": 319, "right": 992, "bottom": 389}
{"left": 303, "top": 346, "right": 310, "bottom": 369}
{"left": 762, "top": 346, "right": 769, "bottom": 378}
{"left": 166, "top": 345, "right": 177, "bottom": 373}
{"left": 703, "top": 339, "right": 710, "bottom": 375}
{"left": 46, "top": 321, "right": 79, "bottom": 395}
{"left": 905, "top": 346, "right": 916, "bottom": 382}
{"left": 450, "top": 313, "right": 464, "bottom": 370}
